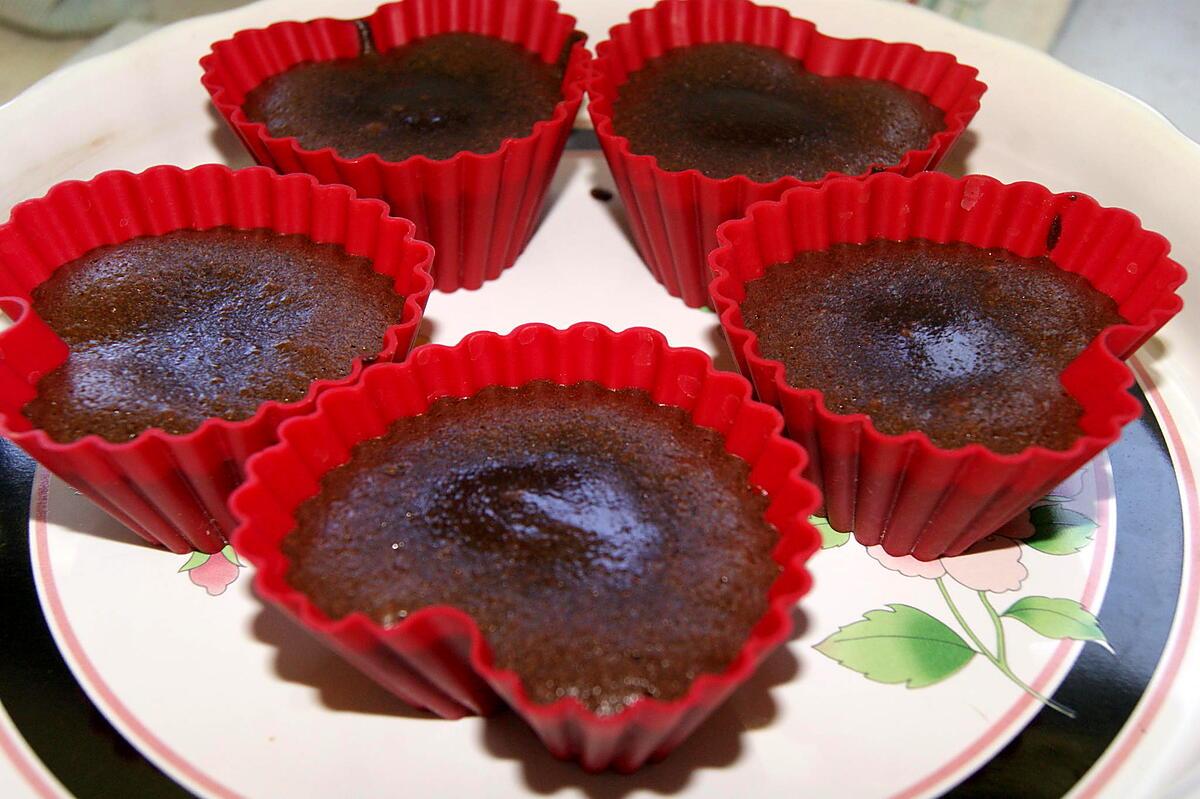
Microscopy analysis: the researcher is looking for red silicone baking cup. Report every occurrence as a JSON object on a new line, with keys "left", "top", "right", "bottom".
{"left": 201, "top": 0, "right": 590, "bottom": 293}
{"left": 230, "top": 322, "right": 821, "bottom": 772}
{"left": 710, "top": 171, "right": 1187, "bottom": 560}
{"left": 0, "top": 164, "right": 434, "bottom": 555}
{"left": 588, "top": 0, "right": 987, "bottom": 308}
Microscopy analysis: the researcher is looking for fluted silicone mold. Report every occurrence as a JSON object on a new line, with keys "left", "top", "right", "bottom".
{"left": 710, "top": 171, "right": 1186, "bottom": 560}
{"left": 0, "top": 164, "right": 434, "bottom": 554}
{"left": 230, "top": 322, "right": 821, "bottom": 772}
{"left": 588, "top": 0, "right": 987, "bottom": 307}
{"left": 201, "top": 0, "right": 590, "bottom": 293}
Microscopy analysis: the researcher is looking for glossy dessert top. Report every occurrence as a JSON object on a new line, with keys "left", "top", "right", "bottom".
{"left": 739, "top": 238, "right": 1125, "bottom": 453}
{"left": 25, "top": 227, "right": 405, "bottom": 443}
{"left": 611, "top": 42, "right": 946, "bottom": 182}
{"left": 284, "top": 380, "right": 781, "bottom": 714}
{"left": 243, "top": 32, "right": 566, "bottom": 162}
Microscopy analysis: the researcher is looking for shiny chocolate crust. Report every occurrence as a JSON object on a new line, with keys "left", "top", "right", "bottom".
{"left": 611, "top": 42, "right": 945, "bottom": 182}
{"left": 26, "top": 227, "right": 405, "bottom": 443}
{"left": 243, "top": 32, "right": 565, "bottom": 162}
{"left": 739, "top": 239, "right": 1124, "bottom": 453}
{"left": 284, "top": 380, "right": 781, "bottom": 714}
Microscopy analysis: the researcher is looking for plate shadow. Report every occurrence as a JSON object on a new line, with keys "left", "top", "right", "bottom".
{"left": 480, "top": 637, "right": 803, "bottom": 797}
{"left": 587, "top": 155, "right": 636, "bottom": 248}
{"left": 936, "top": 128, "right": 980, "bottom": 178}
{"left": 250, "top": 605, "right": 438, "bottom": 720}
{"left": 205, "top": 103, "right": 255, "bottom": 169}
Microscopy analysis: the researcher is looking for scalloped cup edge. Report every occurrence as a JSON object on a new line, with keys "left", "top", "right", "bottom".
{"left": 586, "top": 1, "right": 987, "bottom": 191}
{"left": 199, "top": 4, "right": 591, "bottom": 174}
{"left": 0, "top": 164, "right": 436, "bottom": 455}
{"left": 231, "top": 322, "right": 823, "bottom": 729}
{"left": 706, "top": 174, "right": 1187, "bottom": 468}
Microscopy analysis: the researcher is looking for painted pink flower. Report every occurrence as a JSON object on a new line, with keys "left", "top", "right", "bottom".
{"left": 1046, "top": 468, "right": 1086, "bottom": 501}
{"left": 867, "top": 512, "right": 1034, "bottom": 593}
{"left": 179, "top": 545, "right": 244, "bottom": 596}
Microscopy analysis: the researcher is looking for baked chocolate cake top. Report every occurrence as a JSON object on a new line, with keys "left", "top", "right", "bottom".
{"left": 242, "top": 32, "right": 566, "bottom": 162}
{"left": 610, "top": 42, "right": 946, "bottom": 182}
{"left": 284, "top": 380, "right": 781, "bottom": 715}
{"left": 738, "top": 239, "right": 1124, "bottom": 453}
{"left": 25, "top": 227, "right": 405, "bottom": 443}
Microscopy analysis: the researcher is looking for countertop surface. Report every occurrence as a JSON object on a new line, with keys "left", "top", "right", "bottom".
{"left": 1, "top": 0, "right": 1197, "bottom": 143}
{"left": 1053, "top": 0, "right": 1199, "bottom": 141}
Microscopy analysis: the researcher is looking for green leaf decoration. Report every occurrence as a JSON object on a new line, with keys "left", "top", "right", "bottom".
{"left": 814, "top": 604, "right": 976, "bottom": 688}
{"left": 220, "top": 545, "right": 245, "bottom": 567}
{"left": 1024, "top": 505, "right": 1097, "bottom": 555}
{"left": 177, "top": 552, "right": 211, "bottom": 572}
{"left": 811, "top": 515, "right": 850, "bottom": 549}
{"left": 1002, "top": 596, "right": 1112, "bottom": 652}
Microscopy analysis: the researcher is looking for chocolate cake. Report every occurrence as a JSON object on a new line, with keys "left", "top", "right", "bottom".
{"left": 283, "top": 381, "right": 781, "bottom": 714}
{"left": 242, "top": 32, "right": 565, "bottom": 162}
{"left": 611, "top": 42, "right": 946, "bottom": 182}
{"left": 25, "top": 227, "right": 405, "bottom": 443}
{"left": 739, "top": 239, "right": 1125, "bottom": 453}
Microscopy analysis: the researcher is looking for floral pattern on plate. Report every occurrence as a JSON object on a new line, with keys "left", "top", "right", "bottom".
{"left": 815, "top": 467, "right": 1108, "bottom": 716}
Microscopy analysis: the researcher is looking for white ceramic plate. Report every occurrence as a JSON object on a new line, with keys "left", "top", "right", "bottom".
{"left": 1, "top": 1, "right": 1198, "bottom": 797}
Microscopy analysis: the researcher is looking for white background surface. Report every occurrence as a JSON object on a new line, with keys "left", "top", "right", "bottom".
{"left": 4, "top": 0, "right": 1200, "bottom": 145}
{"left": 1055, "top": 0, "right": 1200, "bottom": 141}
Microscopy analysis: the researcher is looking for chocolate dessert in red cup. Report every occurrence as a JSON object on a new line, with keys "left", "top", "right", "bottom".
{"left": 230, "top": 322, "right": 821, "bottom": 772}
{"left": 201, "top": 0, "right": 590, "bottom": 293}
{"left": 710, "top": 171, "right": 1186, "bottom": 561}
{"left": 588, "top": 0, "right": 986, "bottom": 308}
{"left": 0, "top": 164, "right": 434, "bottom": 554}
